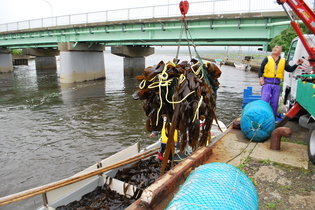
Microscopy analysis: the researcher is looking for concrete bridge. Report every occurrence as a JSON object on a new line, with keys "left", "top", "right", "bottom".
{"left": 0, "top": 0, "right": 312, "bottom": 83}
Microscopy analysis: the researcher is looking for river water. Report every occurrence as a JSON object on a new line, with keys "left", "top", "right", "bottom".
{"left": 0, "top": 48, "right": 261, "bottom": 209}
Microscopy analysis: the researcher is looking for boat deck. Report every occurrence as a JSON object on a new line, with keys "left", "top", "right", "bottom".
{"left": 127, "top": 118, "right": 309, "bottom": 209}
{"left": 205, "top": 120, "right": 309, "bottom": 169}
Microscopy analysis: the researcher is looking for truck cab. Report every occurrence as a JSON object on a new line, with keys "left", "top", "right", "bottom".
{"left": 276, "top": 0, "right": 315, "bottom": 164}
{"left": 283, "top": 34, "right": 315, "bottom": 111}
{"left": 283, "top": 34, "right": 315, "bottom": 164}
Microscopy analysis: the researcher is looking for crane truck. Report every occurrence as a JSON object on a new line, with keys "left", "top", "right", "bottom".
{"left": 276, "top": 0, "right": 315, "bottom": 164}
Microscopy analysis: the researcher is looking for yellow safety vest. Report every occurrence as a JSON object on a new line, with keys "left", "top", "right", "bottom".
{"left": 161, "top": 121, "right": 178, "bottom": 143}
{"left": 263, "top": 56, "right": 286, "bottom": 80}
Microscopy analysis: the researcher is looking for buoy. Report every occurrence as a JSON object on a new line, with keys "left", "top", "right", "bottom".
{"left": 166, "top": 162, "right": 258, "bottom": 209}
{"left": 241, "top": 100, "right": 275, "bottom": 142}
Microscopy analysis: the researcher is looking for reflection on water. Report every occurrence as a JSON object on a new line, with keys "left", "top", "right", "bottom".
{"left": 216, "top": 63, "right": 261, "bottom": 125}
{"left": 0, "top": 50, "right": 260, "bottom": 209}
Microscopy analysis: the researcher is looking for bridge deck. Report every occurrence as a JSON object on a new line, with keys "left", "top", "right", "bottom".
{"left": 0, "top": 11, "right": 291, "bottom": 48}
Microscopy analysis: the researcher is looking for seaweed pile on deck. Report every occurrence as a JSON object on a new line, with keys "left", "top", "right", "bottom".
{"left": 55, "top": 157, "right": 174, "bottom": 210}
{"left": 55, "top": 185, "right": 134, "bottom": 210}
{"left": 115, "top": 156, "right": 174, "bottom": 189}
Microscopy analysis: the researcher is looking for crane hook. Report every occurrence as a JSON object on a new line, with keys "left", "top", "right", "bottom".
{"left": 179, "top": 0, "right": 189, "bottom": 21}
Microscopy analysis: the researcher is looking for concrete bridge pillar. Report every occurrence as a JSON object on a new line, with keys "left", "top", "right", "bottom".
{"left": 260, "top": 42, "right": 269, "bottom": 52}
{"left": 23, "top": 48, "right": 59, "bottom": 70}
{"left": 111, "top": 46, "right": 154, "bottom": 75}
{"left": 0, "top": 48, "right": 13, "bottom": 73}
{"left": 58, "top": 42, "right": 105, "bottom": 83}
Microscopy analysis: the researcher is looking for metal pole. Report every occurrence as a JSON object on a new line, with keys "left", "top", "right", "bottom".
{"left": 43, "top": 0, "right": 53, "bottom": 26}
{"left": 248, "top": 0, "right": 251, "bottom": 13}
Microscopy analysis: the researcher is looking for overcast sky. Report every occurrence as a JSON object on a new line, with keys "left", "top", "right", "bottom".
{"left": 0, "top": 0, "right": 204, "bottom": 24}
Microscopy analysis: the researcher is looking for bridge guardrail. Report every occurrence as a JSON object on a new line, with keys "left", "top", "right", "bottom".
{"left": 0, "top": 0, "right": 314, "bottom": 33}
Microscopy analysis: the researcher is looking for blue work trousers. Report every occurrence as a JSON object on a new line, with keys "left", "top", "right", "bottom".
{"left": 261, "top": 78, "right": 281, "bottom": 117}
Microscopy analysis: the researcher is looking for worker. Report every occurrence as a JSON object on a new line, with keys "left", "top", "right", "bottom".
{"left": 149, "top": 116, "right": 179, "bottom": 161}
{"left": 258, "top": 45, "right": 303, "bottom": 119}
{"left": 149, "top": 131, "right": 165, "bottom": 161}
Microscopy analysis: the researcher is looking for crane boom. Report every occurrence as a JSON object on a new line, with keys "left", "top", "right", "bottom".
{"left": 277, "top": 0, "right": 315, "bottom": 69}
{"left": 278, "top": 0, "right": 315, "bottom": 34}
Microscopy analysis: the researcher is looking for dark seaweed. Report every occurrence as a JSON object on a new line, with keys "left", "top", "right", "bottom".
{"left": 55, "top": 156, "right": 174, "bottom": 210}
{"left": 114, "top": 156, "right": 174, "bottom": 190}
{"left": 55, "top": 184, "right": 136, "bottom": 210}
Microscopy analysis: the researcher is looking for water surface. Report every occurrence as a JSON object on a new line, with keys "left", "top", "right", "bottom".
{"left": 0, "top": 49, "right": 261, "bottom": 209}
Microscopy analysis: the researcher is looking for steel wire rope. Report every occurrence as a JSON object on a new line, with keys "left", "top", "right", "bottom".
{"left": 180, "top": 20, "right": 222, "bottom": 131}
{"left": 181, "top": 19, "right": 220, "bottom": 101}
{"left": 176, "top": 16, "right": 221, "bottom": 142}
{"left": 175, "top": 21, "right": 186, "bottom": 62}
{"left": 161, "top": 2, "right": 217, "bottom": 174}
{"left": 175, "top": 19, "right": 213, "bottom": 97}
{"left": 184, "top": 21, "right": 193, "bottom": 60}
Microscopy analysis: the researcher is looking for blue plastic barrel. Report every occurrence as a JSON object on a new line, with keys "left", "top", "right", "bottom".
{"left": 166, "top": 162, "right": 258, "bottom": 210}
{"left": 241, "top": 100, "right": 275, "bottom": 142}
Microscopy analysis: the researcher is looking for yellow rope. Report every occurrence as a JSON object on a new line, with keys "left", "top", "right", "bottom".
{"left": 156, "top": 77, "right": 164, "bottom": 126}
{"left": 138, "top": 66, "right": 165, "bottom": 89}
{"left": 178, "top": 74, "right": 186, "bottom": 84}
{"left": 141, "top": 60, "right": 196, "bottom": 126}
{"left": 155, "top": 61, "right": 176, "bottom": 126}
{"left": 139, "top": 79, "right": 146, "bottom": 89}
{"left": 190, "top": 62, "right": 205, "bottom": 79}
{"left": 149, "top": 74, "right": 158, "bottom": 82}
{"left": 190, "top": 62, "right": 200, "bottom": 74}
{"left": 192, "top": 95, "right": 203, "bottom": 122}
{"left": 147, "top": 78, "right": 173, "bottom": 89}
{"left": 160, "top": 60, "right": 176, "bottom": 81}
{"left": 166, "top": 89, "right": 195, "bottom": 104}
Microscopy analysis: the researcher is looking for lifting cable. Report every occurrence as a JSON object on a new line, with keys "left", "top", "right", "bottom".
{"left": 176, "top": 0, "right": 190, "bottom": 61}
{"left": 177, "top": 0, "right": 202, "bottom": 64}
{"left": 176, "top": 0, "right": 213, "bottom": 91}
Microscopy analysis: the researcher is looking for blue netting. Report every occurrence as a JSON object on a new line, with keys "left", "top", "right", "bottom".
{"left": 166, "top": 162, "right": 258, "bottom": 210}
{"left": 241, "top": 100, "right": 275, "bottom": 142}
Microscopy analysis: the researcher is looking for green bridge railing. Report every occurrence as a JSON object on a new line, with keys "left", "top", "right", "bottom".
{"left": 1, "top": 0, "right": 313, "bottom": 32}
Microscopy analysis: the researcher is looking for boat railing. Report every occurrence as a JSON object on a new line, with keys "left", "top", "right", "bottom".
{"left": 0, "top": 146, "right": 159, "bottom": 208}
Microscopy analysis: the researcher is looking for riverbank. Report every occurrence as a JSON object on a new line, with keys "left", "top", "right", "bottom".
{"left": 202, "top": 55, "right": 262, "bottom": 71}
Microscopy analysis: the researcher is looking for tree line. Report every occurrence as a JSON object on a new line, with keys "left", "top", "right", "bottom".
{"left": 269, "top": 23, "right": 311, "bottom": 54}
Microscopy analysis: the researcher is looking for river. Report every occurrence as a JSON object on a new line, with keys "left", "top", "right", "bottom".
{"left": 0, "top": 48, "right": 261, "bottom": 209}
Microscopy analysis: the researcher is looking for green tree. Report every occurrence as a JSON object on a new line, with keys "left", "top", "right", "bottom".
{"left": 269, "top": 23, "right": 311, "bottom": 54}
{"left": 11, "top": 49, "right": 22, "bottom": 55}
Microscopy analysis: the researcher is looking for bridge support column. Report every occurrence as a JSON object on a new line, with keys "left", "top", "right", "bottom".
{"left": 111, "top": 46, "right": 154, "bottom": 75}
{"left": 23, "top": 48, "right": 59, "bottom": 70}
{"left": 124, "top": 57, "right": 145, "bottom": 74}
{"left": 262, "top": 42, "right": 269, "bottom": 51}
{"left": 58, "top": 42, "right": 105, "bottom": 83}
{"left": 0, "top": 48, "right": 13, "bottom": 73}
{"left": 35, "top": 56, "right": 56, "bottom": 70}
